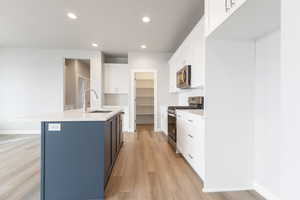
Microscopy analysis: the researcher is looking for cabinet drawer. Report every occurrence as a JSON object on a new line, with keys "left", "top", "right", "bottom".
{"left": 185, "top": 148, "right": 198, "bottom": 170}
{"left": 185, "top": 144, "right": 202, "bottom": 173}
{"left": 184, "top": 115, "right": 199, "bottom": 126}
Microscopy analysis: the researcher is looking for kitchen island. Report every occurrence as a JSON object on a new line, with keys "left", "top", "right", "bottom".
{"left": 37, "top": 109, "right": 123, "bottom": 200}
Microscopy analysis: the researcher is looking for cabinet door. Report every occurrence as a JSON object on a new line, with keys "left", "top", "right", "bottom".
{"left": 104, "top": 121, "right": 112, "bottom": 182}
{"left": 177, "top": 113, "right": 187, "bottom": 155}
{"left": 183, "top": 35, "right": 193, "bottom": 67}
{"left": 119, "top": 114, "right": 123, "bottom": 146}
{"left": 111, "top": 117, "right": 117, "bottom": 163}
{"left": 193, "top": 118, "right": 205, "bottom": 179}
{"left": 176, "top": 113, "right": 183, "bottom": 152}
{"left": 104, "top": 64, "right": 129, "bottom": 94}
{"left": 207, "top": 0, "right": 230, "bottom": 34}
{"left": 116, "top": 115, "right": 120, "bottom": 152}
{"left": 104, "top": 65, "right": 110, "bottom": 94}
{"left": 181, "top": 119, "right": 190, "bottom": 158}
{"left": 229, "top": 0, "right": 247, "bottom": 14}
{"left": 116, "top": 114, "right": 123, "bottom": 152}
{"left": 206, "top": 0, "right": 248, "bottom": 35}
{"left": 168, "top": 59, "right": 176, "bottom": 93}
{"left": 191, "top": 19, "right": 205, "bottom": 88}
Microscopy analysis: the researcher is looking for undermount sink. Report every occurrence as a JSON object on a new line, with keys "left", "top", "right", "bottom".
{"left": 89, "top": 110, "right": 112, "bottom": 114}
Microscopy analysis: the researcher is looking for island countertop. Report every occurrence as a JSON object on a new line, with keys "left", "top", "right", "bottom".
{"left": 20, "top": 108, "right": 123, "bottom": 122}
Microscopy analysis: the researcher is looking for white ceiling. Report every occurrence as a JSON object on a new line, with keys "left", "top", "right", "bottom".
{"left": 0, "top": 0, "right": 204, "bottom": 56}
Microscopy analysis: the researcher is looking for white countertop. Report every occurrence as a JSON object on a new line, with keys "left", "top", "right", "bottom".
{"left": 176, "top": 109, "right": 205, "bottom": 117}
{"left": 19, "top": 107, "right": 123, "bottom": 122}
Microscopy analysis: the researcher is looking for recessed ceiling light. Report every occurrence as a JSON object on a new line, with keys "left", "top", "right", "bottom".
{"left": 92, "top": 43, "right": 99, "bottom": 47}
{"left": 141, "top": 45, "right": 147, "bottom": 49}
{"left": 67, "top": 12, "right": 77, "bottom": 19}
{"left": 142, "top": 16, "right": 151, "bottom": 23}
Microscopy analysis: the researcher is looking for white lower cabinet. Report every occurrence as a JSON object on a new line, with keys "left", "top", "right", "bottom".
{"left": 176, "top": 110, "right": 205, "bottom": 180}
{"left": 176, "top": 113, "right": 184, "bottom": 153}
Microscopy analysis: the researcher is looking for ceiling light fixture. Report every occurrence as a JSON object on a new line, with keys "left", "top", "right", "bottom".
{"left": 141, "top": 45, "right": 147, "bottom": 49}
{"left": 92, "top": 43, "right": 99, "bottom": 47}
{"left": 142, "top": 16, "right": 151, "bottom": 23}
{"left": 67, "top": 12, "right": 77, "bottom": 19}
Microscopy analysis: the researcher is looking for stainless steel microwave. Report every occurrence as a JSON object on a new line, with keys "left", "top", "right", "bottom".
{"left": 176, "top": 65, "right": 191, "bottom": 89}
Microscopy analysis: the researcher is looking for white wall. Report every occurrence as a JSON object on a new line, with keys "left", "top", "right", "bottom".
{"left": 0, "top": 48, "right": 102, "bottom": 133}
{"left": 205, "top": 39, "right": 255, "bottom": 191}
{"left": 177, "top": 88, "right": 204, "bottom": 105}
{"left": 281, "top": 1, "right": 300, "bottom": 199}
{"left": 254, "top": 30, "right": 281, "bottom": 199}
{"left": 128, "top": 52, "right": 178, "bottom": 131}
{"left": 104, "top": 94, "right": 128, "bottom": 106}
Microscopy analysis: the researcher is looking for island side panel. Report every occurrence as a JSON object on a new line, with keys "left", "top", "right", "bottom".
{"left": 41, "top": 121, "right": 105, "bottom": 200}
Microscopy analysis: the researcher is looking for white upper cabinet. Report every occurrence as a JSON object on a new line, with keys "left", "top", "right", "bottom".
{"left": 104, "top": 63, "right": 129, "bottom": 94}
{"left": 205, "top": 0, "right": 230, "bottom": 36}
{"left": 230, "top": 0, "right": 247, "bottom": 14}
{"left": 205, "top": 0, "right": 247, "bottom": 36}
{"left": 168, "top": 57, "right": 178, "bottom": 93}
{"left": 168, "top": 17, "right": 205, "bottom": 92}
{"left": 190, "top": 19, "right": 205, "bottom": 88}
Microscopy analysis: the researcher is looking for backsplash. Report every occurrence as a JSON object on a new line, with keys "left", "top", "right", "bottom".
{"left": 178, "top": 88, "right": 204, "bottom": 106}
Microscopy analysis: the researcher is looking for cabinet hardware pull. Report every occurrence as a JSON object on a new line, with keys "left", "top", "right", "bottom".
{"left": 188, "top": 134, "right": 193, "bottom": 138}
{"left": 188, "top": 120, "right": 193, "bottom": 123}
{"left": 189, "top": 154, "right": 193, "bottom": 159}
{"left": 225, "top": 0, "right": 230, "bottom": 12}
{"left": 231, "top": 0, "right": 236, "bottom": 6}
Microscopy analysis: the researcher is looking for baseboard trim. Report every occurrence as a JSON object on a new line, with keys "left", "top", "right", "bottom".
{"left": 203, "top": 186, "right": 252, "bottom": 193}
{"left": 254, "top": 183, "right": 280, "bottom": 200}
{"left": 128, "top": 128, "right": 135, "bottom": 133}
{"left": 155, "top": 128, "right": 162, "bottom": 132}
{"left": 0, "top": 130, "right": 40, "bottom": 135}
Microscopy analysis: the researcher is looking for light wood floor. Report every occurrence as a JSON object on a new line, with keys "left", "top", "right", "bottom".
{"left": 0, "top": 126, "right": 265, "bottom": 200}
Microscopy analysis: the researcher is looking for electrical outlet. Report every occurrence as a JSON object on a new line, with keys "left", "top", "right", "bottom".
{"left": 48, "top": 123, "right": 61, "bottom": 131}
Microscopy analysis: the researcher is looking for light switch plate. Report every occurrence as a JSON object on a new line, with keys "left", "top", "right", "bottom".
{"left": 48, "top": 123, "right": 61, "bottom": 131}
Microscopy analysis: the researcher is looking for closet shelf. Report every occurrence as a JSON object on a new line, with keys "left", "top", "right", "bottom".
{"left": 137, "top": 104, "right": 154, "bottom": 107}
{"left": 136, "top": 113, "right": 154, "bottom": 115}
{"left": 136, "top": 96, "right": 154, "bottom": 98}
{"left": 135, "top": 79, "right": 154, "bottom": 81}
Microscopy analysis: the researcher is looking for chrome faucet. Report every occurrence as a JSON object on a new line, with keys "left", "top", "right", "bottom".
{"left": 82, "top": 89, "right": 99, "bottom": 112}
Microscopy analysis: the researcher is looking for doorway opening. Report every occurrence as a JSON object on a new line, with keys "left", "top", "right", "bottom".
{"left": 64, "top": 59, "right": 90, "bottom": 111}
{"left": 132, "top": 71, "right": 157, "bottom": 131}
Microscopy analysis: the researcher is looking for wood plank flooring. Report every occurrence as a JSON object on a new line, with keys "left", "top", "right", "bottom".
{"left": 0, "top": 126, "right": 265, "bottom": 200}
